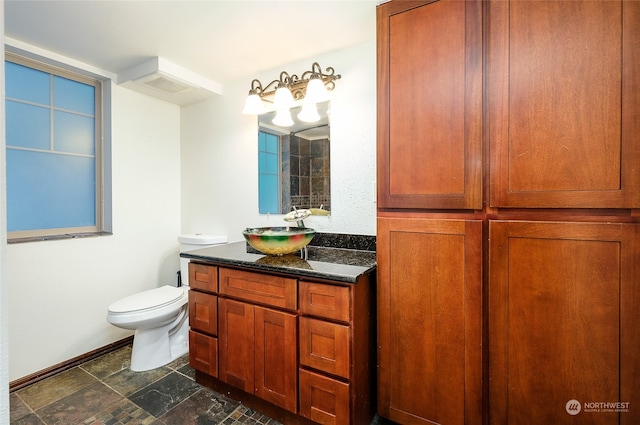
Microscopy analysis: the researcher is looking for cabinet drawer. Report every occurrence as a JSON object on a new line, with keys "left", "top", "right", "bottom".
{"left": 189, "top": 330, "right": 217, "bottom": 377}
{"left": 299, "top": 281, "right": 350, "bottom": 323}
{"left": 189, "top": 263, "right": 218, "bottom": 293}
{"left": 299, "top": 368, "right": 350, "bottom": 425}
{"left": 189, "top": 291, "right": 217, "bottom": 335}
{"left": 300, "top": 317, "right": 350, "bottom": 379}
{"left": 219, "top": 268, "right": 297, "bottom": 310}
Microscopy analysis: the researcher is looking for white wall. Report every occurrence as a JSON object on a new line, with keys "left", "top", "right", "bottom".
{"left": 180, "top": 41, "right": 377, "bottom": 240}
{"left": 7, "top": 77, "right": 182, "bottom": 381}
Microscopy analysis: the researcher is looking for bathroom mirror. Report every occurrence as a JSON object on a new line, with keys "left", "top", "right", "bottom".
{"left": 258, "top": 101, "right": 330, "bottom": 214}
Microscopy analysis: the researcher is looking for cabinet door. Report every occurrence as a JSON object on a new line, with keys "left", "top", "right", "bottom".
{"left": 299, "top": 317, "right": 350, "bottom": 379}
{"left": 377, "top": 0, "right": 482, "bottom": 209}
{"left": 189, "top": 263, "right": 217, "bottom": 292}
{"left": 188, "top": 330, "right": 218, "bottom": 377}
{"left": 254, "top": 306, "right": 298, "bottom": 413}
{"left": 188, "top": 291, "right": 217, "bottom": 335}
{"left": 218, "top": 298, "right": 254, "bottom": 393}
{"left": 489, "top": 0, "right": 640, "bottom": 208}
{"left": 299, "top": 368, "right": 350, "bottom": 425}
{"left": 377, "top": 217, "right": 483, "bottom": 425}
{"left": 489, "top": 221, "right": 640, "bottom": 424}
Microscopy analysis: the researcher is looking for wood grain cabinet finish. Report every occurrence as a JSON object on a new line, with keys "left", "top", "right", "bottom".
{"left": 188, "top": 330, "right": 218, "bottom": 377}
{"left": 489, "top": 221, "right": 640, "bottom": 424}
{"left": 377, "top": 0, "right": 482, "bottom": 210}
{"left": 377, "top": 217, "right": 483, "bottom": 425}
{"left": 298, "top": 278, "right": 375, "bottom": 425}
{"left": 489, "top": 0, "right": 640, "bottom": 208}
{"left": 188, "top": 263, "right": 375, "bottom": 424}
{"left": 218, "top": 298, "right": 298, "bottom": 412}
{"left": 189, "top": 263, "right": 217, "bottom": 292}
{"left": 188, "top": 290, "right": 217, "bottom": 335}
{"left": 377, "top": 0, "right": 640, "bottom": 424}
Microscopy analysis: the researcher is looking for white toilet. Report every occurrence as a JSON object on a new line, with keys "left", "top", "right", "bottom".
{"left": 107, "top": 234, "right": 227, "bottom": 371}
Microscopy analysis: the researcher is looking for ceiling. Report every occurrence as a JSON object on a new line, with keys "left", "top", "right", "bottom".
{"left": 4, "top": 0, "right": 378, "bottom": 102}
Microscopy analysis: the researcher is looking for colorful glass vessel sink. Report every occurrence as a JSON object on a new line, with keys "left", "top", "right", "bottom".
{"left": 243, "top": 227, "right": 316, "bottom": 256}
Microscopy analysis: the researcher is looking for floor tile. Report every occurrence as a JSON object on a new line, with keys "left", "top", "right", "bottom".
{"left": 128, "top": 372, "right": 201, "bottom": 418}
{"left": 9, "top": 392, "right": 31, "bottom": 422}
{"left": 176, "top": 363, "right": 196, "bottom": 380}
{"left": 155, "top": 388, "right": 240, "bottom": 425}
{"left": 103, "top": 365, "right": 171, "bottom": 397}
{"left": 10, "top": 413, "right": 45, "bottom": 425}
{"left": 16, "top": 367, "right": 99, "bottom": 410}
{"left": 81, "top": 346, "right": 132, "bottom": 380}
{"left": 82, "top": 398, "right": 155, "bottom": 425}
{"left": 226, "top": 405, "right": 282, "bottom": 425}
{"left": 36, "top": 381, "right": 123, "bottom": 425}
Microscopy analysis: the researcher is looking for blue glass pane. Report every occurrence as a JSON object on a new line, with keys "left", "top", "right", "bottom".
{"left": 6, "top": 101, "right": 50, "bottom": 150}
{"left": 54, "top": 76, "right": 95, "bottom": 115}
{"left": 266, "top": 153, "right": 278, "bottom": 174}
{"left": 265, "top": 134, "right": 279, "bottom": 153}
{"left": 258, "top": 132, "right": 266, "bottom": 151}
{"left": 259, "top": 174, "right": 279, "bottom": 214}
{"left": 5, "top": 61, "right": 50, "bottom": 105}
{"left": 258, "top": 152, "right": 267, "bottom": 173}
{"left": 54, "top": 111, "right": 95, "bottom": 155}
{"left": 7, "top": 150, "right": 95, "bottom": 231}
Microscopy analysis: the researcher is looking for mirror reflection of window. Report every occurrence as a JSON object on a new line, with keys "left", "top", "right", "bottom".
{"left": 258, "top": 101, "right": 331, "bottom": 214}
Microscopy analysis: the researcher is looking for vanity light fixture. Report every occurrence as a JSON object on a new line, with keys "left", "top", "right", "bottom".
{"left": 241, "top": 62, "right": 340, "bottom": 122}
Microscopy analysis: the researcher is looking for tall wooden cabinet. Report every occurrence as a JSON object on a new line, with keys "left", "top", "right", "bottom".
{"left": 377, "top": 0, "right": 640, "bottom": 424}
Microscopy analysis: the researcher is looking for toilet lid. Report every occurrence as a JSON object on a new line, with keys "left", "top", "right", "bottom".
{"left": 108, "top": 285, "right": 186, "bottom": 314}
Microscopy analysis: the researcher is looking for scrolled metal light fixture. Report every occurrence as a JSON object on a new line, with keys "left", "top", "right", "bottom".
{"left": 242, "top": 62, "right": 341, "bottom": 119}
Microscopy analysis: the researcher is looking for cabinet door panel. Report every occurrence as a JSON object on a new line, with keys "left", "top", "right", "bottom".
{"left": 489, "top": 0, "right": 640, "bottom": 207}
{"left": 219, "top": 268, "right": 297, "bottom": 310}
{"left": 299, "top": 281, "right": 350, "bottom": 323}
{"left": 218, "top": 298, "right": 254, "bottom": 393}
{"left": 188, "top": 291, "right": 217, "bottom": 335}
{"left": 188, "top": 330, "right": 217, "bottom": 377}
{"left": 254, "top": 306, "right": 297, "bottom": 413}
{"left": 377, "top": 217, "right": 482, "bottom": 425}
{"left": 377, "top": 0, "right": 482, "bottom": 209}
{"left": 189, "top": 263, "right": 217, "bottom": 293}
{"left": 489, "top": 221, "right": 640, "bottom": 424}
{"left": 299, "top": 368, "right": 350, "bottom": 425}
{"left": 299, "top": 317, "right": 350, "bottom": 379}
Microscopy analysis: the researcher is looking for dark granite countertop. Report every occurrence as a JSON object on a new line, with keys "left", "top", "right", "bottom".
{"left": 181, "top": 241, "right": 376, "bottom": 283}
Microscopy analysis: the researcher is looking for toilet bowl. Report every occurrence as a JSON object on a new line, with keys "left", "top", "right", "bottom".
{"left": 106, "top": 234, "right": 227, "bottom": 371}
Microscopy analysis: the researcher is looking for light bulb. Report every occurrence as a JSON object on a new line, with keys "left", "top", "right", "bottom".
{"left": 305, "top": 77, "right": 329, "bottom": 103}
{"left": 242, "top": 93, "right": 266, "bottom": 114}
{"left": 274, "top": 86, "right": 294, "bottom": 110}
{"left": 272, "top": 109, "right": 294, "bottom": 127}
{"left": 297, "top": 103, "right": 320, "bottom": 123}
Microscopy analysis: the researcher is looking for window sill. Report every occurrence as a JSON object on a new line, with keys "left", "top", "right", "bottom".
{"left": 8, "top": 231, "right": 113, "bottom": 244}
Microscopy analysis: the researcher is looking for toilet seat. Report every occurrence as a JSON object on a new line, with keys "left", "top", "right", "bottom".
{"left": 108, "top": 285, "right": 186, "bottom": 315}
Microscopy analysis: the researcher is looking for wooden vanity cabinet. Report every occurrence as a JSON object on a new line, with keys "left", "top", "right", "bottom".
{"left": 188, "top": 262, "right": 375, "bottom": 425}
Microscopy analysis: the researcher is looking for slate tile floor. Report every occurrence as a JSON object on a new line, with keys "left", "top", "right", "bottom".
{"left": 9, "top": 344, "right": 281, "bottom": 425}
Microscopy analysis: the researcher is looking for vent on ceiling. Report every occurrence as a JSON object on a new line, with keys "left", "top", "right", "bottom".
{"left": 118, "top": 57, "right": 222, "bottom": 105}
{"left": 134, "top": 71, "right": 195, "bottom": 94}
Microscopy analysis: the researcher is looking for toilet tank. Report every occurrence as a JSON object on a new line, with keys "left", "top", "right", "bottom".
{"left": 178, "top": 234, "right": 227, "bottom": 286}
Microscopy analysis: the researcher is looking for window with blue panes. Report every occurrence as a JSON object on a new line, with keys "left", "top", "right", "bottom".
{"left": 5, "top": 53, "right": 103, "bottom": 241}
{"left": 258, "top": 130, "right": 280, "bottom": 214}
